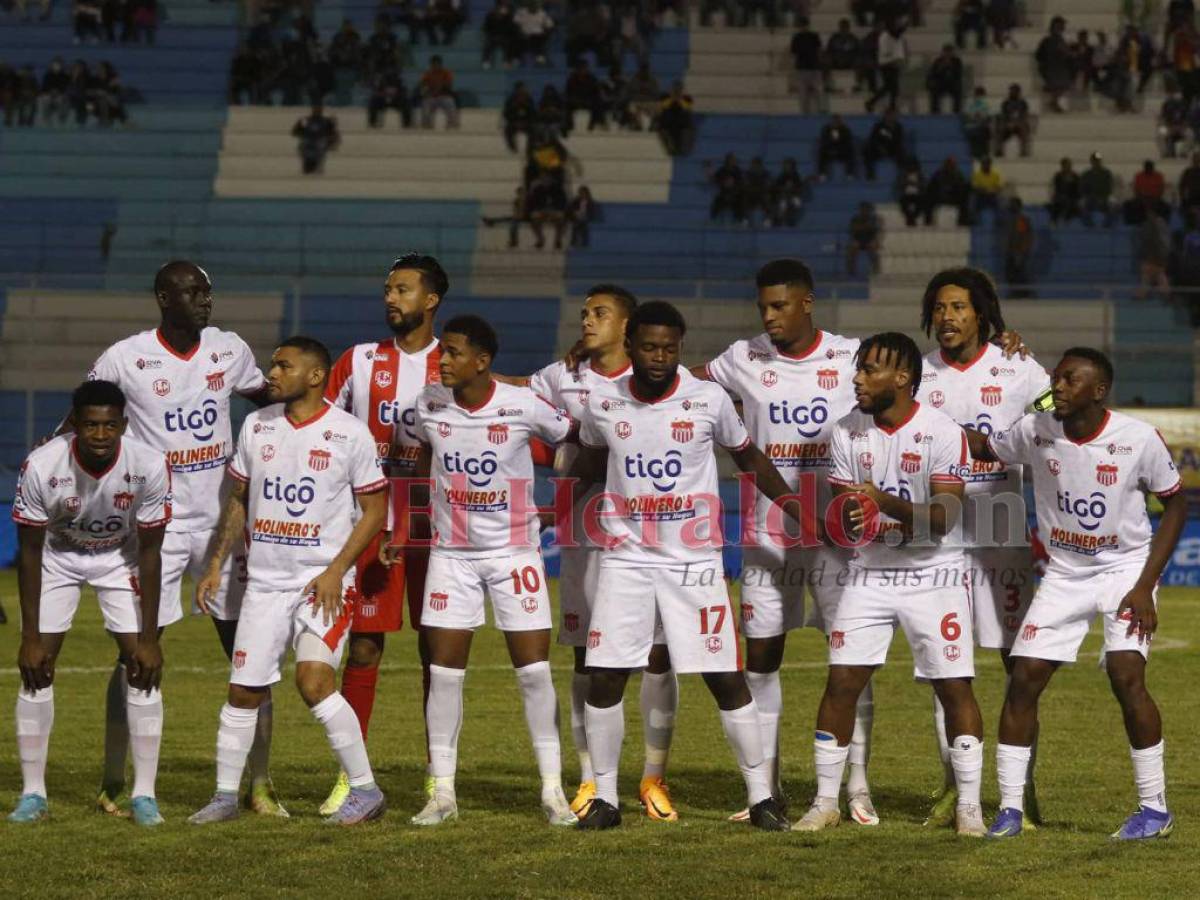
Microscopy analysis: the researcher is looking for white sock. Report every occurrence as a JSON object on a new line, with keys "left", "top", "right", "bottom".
{"left": 570, "top": 671, "right": 593, "bottom": 783}
{"left": 426, "top": 664, "right": 466, "bottom": 788}
{"left": 814, "top": 731, "right": 848, "bottom": 809}
{"left": 745, "top": 669, "right": 781, "bottom": 794}
{"left": 584, "top": 701, "right": 624, "bottom": 807}
{"left": 1130, "top": 740, "right": 1168, "bottom": 812}
{"left": 102, "top": 662, "right": 128, "bottom": 789}
{"left": 246, "top": 695, "right": 273, "bottom": 785}
{"left": 847, "top": 681, "right": 873, "bottom": 796}
{"left": 15, "top": 687, "right": 54, "bottom": 798}
{"left": 126, "top": 687, "right": 163, "bottom": 799}
{"left": 639, "top": 669, "right": 677, "bottom": 780}
{"left": 950, "top": 734, "right": 984, "bottom": 809}
{"left": 719, "top": 700, "right": 772, "bottom": 807}
{"left": 311, "top": 693, "right": 375, "bottom": 790}
{"left": 215, "top": 703, "right": 258, "bottom": 794}
{"left": 515, "top": 661, "right": 563, "bottom": 794}
{"left": 932, "top": 692, "right": 954, "bottom": 788}
{"left": 996, "top": 742, "right": 1032, "bottom": 812}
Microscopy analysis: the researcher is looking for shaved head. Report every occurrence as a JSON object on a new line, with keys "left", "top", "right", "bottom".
{"left": 155, "top": 260, "right": 210, "bottom": 297}
{"left": 154, "top": 259, "right": 213, "bottom": 334}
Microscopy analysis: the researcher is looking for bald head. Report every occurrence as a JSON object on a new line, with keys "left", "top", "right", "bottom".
{"left": 155, "top": 260, "right": 213, "bottom": 334}
{"left": 155, "top": 260, "right": 209, "bottom": 297}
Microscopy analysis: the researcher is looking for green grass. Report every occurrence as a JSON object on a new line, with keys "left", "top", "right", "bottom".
{"left": 0, "top": 571, "right": 1197, "bottom": 899}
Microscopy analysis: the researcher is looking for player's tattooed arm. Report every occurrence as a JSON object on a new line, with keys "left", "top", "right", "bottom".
{"left": 196, "top": 478, "right": 248, "bottom": 614}
{"left": 130, "top": 525, "right": 166, "bottom": 691}
{"left": 15, "top": 525, "right": 52, "bottom": 692}
{"left": 308, "top": 487, "right": 387, "bottom": 625}
{"left": 728, "top": 441, "right": 822, "bottom": 544}
{"left": 962, "top": 427, "right": 997, "bottom": 462}
{"left": 1120, "top": 490, "right": 1188, "bottom": 643}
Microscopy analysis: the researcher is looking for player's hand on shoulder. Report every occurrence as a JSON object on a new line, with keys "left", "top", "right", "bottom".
{"left": 306, "top": 567, "right": 347, "bottom": 626}
{"left": 128, "top": 638, "right": 164, "bottom": 692}
{"left": 996, "top": 330, "right": 1029, "bottom": 360}
{"left": 563, "top": 339, "right": 586, "bottom": 372}
{"left": 1117, "top": 583, "right": 1157, "bottom": 644}
{"left": 17, "top": 636, "right": 53, "bottom": 692}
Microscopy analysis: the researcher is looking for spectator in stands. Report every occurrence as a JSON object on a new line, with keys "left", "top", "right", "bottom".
{"left": 527, "top": 172, "right": 569, "bottom": 249}
{"left": 961, "top": 86, "right": 992, "bottom": 159}
{"left": 897, "top": 159, "right": 924, "bottom": 226}
{"left": 1178, "top": 151, "right": 1200, "bottom": 213}
{"left": 826, "top": 19, "right": 861, "bottom": 90}
{"left": 100, "top": 0, "right": 120, "bottom": 42}
{"left": 482, "top": 185, "right": 529, "bottom": 248}
{"left": 419, "top": 55, "right": 459, "bottom": 128}
{"left": 1172, "top": 210, "right": 1200, "bottom": 322}
{"left": 292, "top": 104, "right": 340, "bottom": 174}
{"left": 329, "top": 20, "right": 364, "bottom": 104}
{"left": 857, "top": 21, "right": 883, "bottom": 96}
{"left": 846, "top": 201, "right": 882, "bottom": 276}
{"left": 127, "top": 0, "right": 158, "bottom": 45}
{"left": 863, "top": 108, "right": 907, "bottom": 180}
{"left": 1048, "top": 157, "right": 1081, "bottom": 225}
{"left": 970, "top": 155, "right": 1004, "bottom": 222}
{"left": 611, "top": 2, "right": 651, "bottom": 65}
{"left": 708, "top": 153, "right": 746, "bottom": 225}
{"left": 1159, "top": 87, "right": 1190, "bottom": 157}
{"left": 95, "top": 60, "right": 127, "bottom": 125}
{"left": 368, "top": 66, "right": 412, "bottom": 127}
{"left": 1136, "top": 200, "right": 1172, "bottom": 299}
{"left": 565, "top": 1, "right": 610, "bottom": 68}
{"left": 926, "top": 44, "right": 964, "bottom": 114}
{"left": 1036, "top": 15, "right": 1074, "bottom": 113}
{"left": 12, "top": 0, "right": 53, "bottom": 21}
{"left": 954, "top": 0, "right": 987, "bottom": 50}
{"left": 428, "top": 0, "right": 466, "bottom": 45}
{"left": 66, "top": 59, "right": 91, "bottom": 124}
{"left": 3, "top": 64, "right": 36, "bottom": 127}
{"left": 699, "top": 0, "right": 736, "bottom": 27}
{"left": 568, "top": 185, "right": 596, "bottom": 247}
{"left": 565, "top": 59, "right": 604, "bottom": 131}
{"left": 366, "top": 16, "right": 402, "bottom": 80}
{"left": 601, "top": 64, "right": 632, "bottom": 128}
{"left": 73, "top": 0, "right": 103, "bottom": 44}
{"left": 866, "top": 19, "right": 907, "bottom": 113}
{"left": 1070, "top": 29, "right": 1094, "bottom": 91}
{"left": 790, "top": 16, "right": 825, "bottom": 115}
{"left": 743, "top": 157, "right": 773, "bottom": 226}
{"left": 537, "top": 83, "right": 567, "bottom": 136}
{"left": 994, "top": 83, "right": 1031, "bottom": 157}
{"left": 740, "top": 0, "right": 778, "bottom": 27}
{"left": 1109, "top": 25, "right": 1150, "bottom": 112}
{"left": 1090, "top": 30, "right": 1116, "bottom": 95}
{"left": 925, "top": 156, "right": 970, "bottom": 225}
{"left": 502, "top": 80, "right": 536, "bottom": 151}
{"left": 987, "top": 0, "right": 1018, "bottom": 49}
{"left": 772, "top": 157, "right": 807, "bottom": 226}
{"left": 850, "top": 0, "right": 876, "bottom": 27}
{"left": 514, "top": 0, "right": 554, "bottom": 66}
{"left": 657, "top": 81, "right": 695, "bottom": 156}
{"left": 1005, "top": 197, "right": 1035, "bottom": 298}
{"left": 229, "top": 43, "right": 262, "bottom": 105}
{"left": 626, "top": 63, "right": 661, "bottom": 128}
{"left": 1127, "top": 159, "right": 1170, "bottom": 222}
{"left": 39, "top": 57, "right": 70, "bottom": 124}
{"left": 1166, "top": 18, "right": 1200, "bottom": 106}
{"left": 817, "top": 114, "right": 857, "bottom": 179}
{"left": 1081, "top": 151, "right": 1116, "bottom": 227}
{"left": 482, "top": 0, "right": 519, "bottom": 68}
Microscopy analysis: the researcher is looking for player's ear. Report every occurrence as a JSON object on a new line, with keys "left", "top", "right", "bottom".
{"left": 425, "top": 292, "right": 440, "bottom": 315}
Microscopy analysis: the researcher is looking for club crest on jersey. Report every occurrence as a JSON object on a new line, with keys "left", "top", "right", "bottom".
{"left": 488, "top": 423, "right": 509, "bottom": 445}
{"left": 374, "top": 370, "right": 393, "bottom": 389}
{"left": 929, "top": 390, "right": 945, "bottom": 408}
{"left": 980, "top": 385, "right": 1002, "bottom": 406}
{"left": 741, "top": 602, "right": 754, "bottom": 622}
{"left": 113, "top": 491, "right": 134, "bottom": 510}
{"left": 429, "top": 591, "right": 449, "bottom": 612}
{"left": 1096, "top": 463, "right": 1119, "bottom": 486}
{"left": 65, "top": 496, "right": 80, "bottom": 513}
{"left": 705, "top": 636, "right": 723, "bottom": 654}
{"left": 760, "top": 370, "right": 778, "bottom": 388}
{"left": 309, "top": 449, "right": 331, "bottom": 471}
{"left": 233, "top": 650, "right": 246, "bottom": 669}
{"left": 943, "top": 644, "right": 961, "bottom": 661}
{"left": 1022, "top": 624, "right": 1039, "bottom": 642}
{"left": 901, "top": 451, "right": 922, "bottom": 474}
{"left": 671, "top": 419, "right": 694, "bottom": 443}
{"left": 261, "top": 445, "right": 276, "bottom": 462}
{"left": 153, "top": 379, "right": 170, "bottom": 397}
{"left": 616, "top": 421, "right": 633, "bottom": 440}
{"left": 1046, "top": 458, "right": 1061, "bottom": 476}
{"left": 587, "top": 629, "right": 602, "bottom": 649}
{"left": 564, "top": 612, "right": 579, "bottom": 632}
{"left": 521, "top": 597, "right": 538, "bottom": 614}
{"left": 858, "top": 451, "right": 874, "bottom": 470}
{"left": 206, "top": 371, "right": 225, "bottom": 392}
{"left": 829, "top": 630, "right": 845, "bottom": 649}
{"left": 817, "top": 368, "right": 838, "bottom": 390}
{"left": 438, "top": 422, "right": 451, "bottom": 438}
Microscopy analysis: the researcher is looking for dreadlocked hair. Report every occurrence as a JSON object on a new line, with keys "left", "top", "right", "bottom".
{"left": 855, "top": 332, "right": 923, "bottom": 397}
{"left": 920, "top": 267, "right": 1007, "bottom": 345}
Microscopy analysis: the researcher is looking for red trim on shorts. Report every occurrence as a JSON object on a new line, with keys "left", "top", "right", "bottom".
{"left": 322, "top": 591, "right": 355, "bottom": 651}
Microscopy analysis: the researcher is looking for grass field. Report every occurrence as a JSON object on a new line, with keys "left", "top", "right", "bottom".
{"left": 0, "top": 570, "right": 1197, "bottom": 899}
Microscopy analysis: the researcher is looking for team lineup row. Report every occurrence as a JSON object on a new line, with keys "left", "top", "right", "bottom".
{"left": 8, "top": 256, "right": 1183, "bottom": 840}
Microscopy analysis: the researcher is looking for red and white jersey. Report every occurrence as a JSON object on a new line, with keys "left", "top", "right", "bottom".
{"left": 415, "top": 380, "right": 573, "bottom": 557}
{"left": 325, "top": 337, "right": 441, "bottom": 475}
{"left": 829, "top": 402, "right": 968, "bottom": 570}
{"left": 987, "top": 409, "right": 1181, "bottom": 578}
{"left": 12, "top": 434, "right": 171, "bottom": 555}
{"left": 705, "top": 330, "right": 859, "bottom": 537}
{"left": 229, "top": 404, "right": 386, "bottom": 592}
{"left": 918, "top": 343, "right": 1050, "bottom": 544}
{"left": 579, "top": 368, "right": 751, "bottom": 567}
{"left": 88, "top": 327, "right": 264, "bottom": 532}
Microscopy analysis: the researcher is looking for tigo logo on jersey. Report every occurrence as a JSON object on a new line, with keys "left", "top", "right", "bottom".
{"left": 829, "top": 630, "right": 845, "bottom": 649}
{"left": 65, "top": 496, "right": 80, "bottom": 513}
{"left": 233, "top": 650, "right": 246, "bottom": 669}
{"left": 980, "top": 385, "right": 1002, "bottom": 406}
{"left": 929, "top": 389, "right": 945, "bottom": 408}
{"left": 153, "top": 379, "right": 171, "bottom": 397}
{"left": 487, "top": 423, "right": 509, "bottom": 445}
{"left": 164, "top": 398, "right": 220, "bottom": 442}
{"left": 943, "top": 644, "right": 961, "bottom": 661}
{"left": 429, "top": 591, "right": 448, "bottom": 611}
{"left": 705, "top": 636, "right": 723, "bottom": 654}
{"left": 521, "top": 597, "right": 538, "bottom": 613}
{"left": 309, "top": 449, "right": 331, "bottom": 471}
{"left": 438, "top": 422, "right": 451, "bottom": 438}
{"left": 1046, "top": 458, "right": 1061, "bottom": 476}
{"left": 206, "top": 371, "right": 225, "bottom": 392}
{"left": 817, "top": 368, "right": 838, "bottom": 389}
{"left": 374, "top": 370, "right": 393, "bottom": 389}
{"left": 671, "top": 420, "right": 694, "bottom": 443}
{"left": 1022, "top": 624, "right": 1039, "bottom": 642}
{"left": 587, "top": 630, "right": 601, "bottom": 649}
{"left": 858, "top": 452, "right": 874, "bottom": 470}
{"left": 261, "top": 445, "right": 275, "bottom": 462}
{"left": 760, "top": 370, "right": 778, "bottom": 388}
{"left": 1097, "top": 464, "right": 1119, "bottom": 486}
{"left": 263, "top": 475, "right": 317, "bottom": 517}
{"left": 615, "top": 421, "right": 633, "bottom": 439}
{"left": 113, "top": 491, "right": 134, "bottom": 510}
{"left": 900, "top": 451, "right": 922, "bottom": 474}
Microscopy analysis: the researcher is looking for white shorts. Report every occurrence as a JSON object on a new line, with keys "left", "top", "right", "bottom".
{"left": 585, "top": 558, "right": 740, "bottom": 674}
{"left": 1010, "top": 567, "right": 1155, "bottom": 664}
{"left": 828, "top": 566, "right": 976, "bottom": 680}
{"left": 38, "top": 546, "right": 142, "bottom": 634}
{"left": 421, "top": 549, "right": 553, "bottom": 632}
{"left": 557, "top": 546, "right": 602, "bottom": 646}
{"left": 228, "top": 583, "right": 353, "bottom": 686}
{"left": 966, "top": 546, "right": 1035, "bottom": 650}
{"left": 161, "top": 528, "right": 247, "bottom": 624}
{"left": 738, "top": 537, "right": 851, "bottom": 638}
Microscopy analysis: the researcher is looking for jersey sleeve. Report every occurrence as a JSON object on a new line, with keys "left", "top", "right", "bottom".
{"left": 87, "top": 345, "right": 122, "bottom": 386}
{"left": 350, "top": 424, "right": 388, "bottom": 494}
{"left": 828, "top": 423, "right": 853, "bottom": 486}
{"left": 412, "top": 391, "right": 432, "bottom": 447}
{"left": 987, "top": 413, "right": 1034, "bottom": 466}
{"left": 11, "top": 459, "right": 48, "bottom": 526}
{"left": 228, "top": 418, "right": 252, "bottom": 483}
{"left": 532, "top": 394, "right": 573, "bottom": 444}
{"left": 704, "top": 343, "right": 742, "bottom": 397}
{"left": 137, "top": 458, "right": 173, "bottom": 528}
{"left": 930, "top": 422, "right": 968, "bottom": 485}
{"left": 578, "top": 403, "right": 606, "bottom": 449}
{"left": 324, "top": 347, "right": 355, "bottom": 410}
{"left": 230, "top": 335, "right": 267, "bottom": 395}
{"left": 528, "top": 363, "right": 558, "bottom": 404}
{"left": 713, "top": 389, "right": 751, "bottom": 450}
{"left": 1141, "top": 429, "right": 1183, "bottom": 497}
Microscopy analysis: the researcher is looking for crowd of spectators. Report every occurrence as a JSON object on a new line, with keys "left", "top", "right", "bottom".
{"left": 70, "top": 0, "right": 160, "bottom": 45}
{"left": 479, "top": 0, "right": 657, "bottom": 70}
{"left": 0, "top": 57, "right": 129, "bottom": 126}
{"left": 483, "top": 134, "right": 596, "bottom": 249}
{"left": 705, "top": 153, "right": 810, "bottom": 227}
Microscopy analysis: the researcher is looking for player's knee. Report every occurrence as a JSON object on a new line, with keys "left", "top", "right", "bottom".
{"left": 745, "top": 636, "right": 784, "bottom": 673}
{"left": 295, "top": 666, "right": 336, "bottom": 707}
{"left": 347, "top": 635, "right": 383, "bottom": 668}
{"left": 587, "top": 670, "right": 627, "bottom": 707}
{"left": 703, "top": 671, "right": 751, "bottom": 710}
{"left": 645, "top": 643, "right": 672, "bottom": 674}
{"left": 227, "top": 683, "right": 265, "bottom": 709}
{"left": 1106, "top": 659, "right": 1146, "bottom": 703}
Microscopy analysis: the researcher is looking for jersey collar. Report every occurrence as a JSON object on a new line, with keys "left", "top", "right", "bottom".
{"left": 71, "top": 436, "right": 121, "bottom": 479}
{"left": 777, "top": 330, "right": 824, "bottom": 360}
{"left": 155, "top": 328, "right": 202, "bottom": 362}
{"left": 1064, "top": 409, "right": 1111, "bottom": 445}
{"left": 394, "top": 335, "right": 440, "bottom": 357}
{"left": 939, "top": 343, "right": 988, "bottom": 372}
{"left": 629, "top": 373, "right": 680, "bottom": 404}
{"left": 589, "top": 359, "right": 631, "bottom": 379}
{"left": 875, "top": 401, "right": 920, "bottom": 435}
{"left": 455, "top": 379, "right": 497, "bottom": 412}
{"left": 286, "top": 404, "right": 331, "bottom": 429}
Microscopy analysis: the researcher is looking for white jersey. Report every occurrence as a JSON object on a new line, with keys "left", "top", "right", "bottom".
{"left": 415, "top": 380, "right": 573, "bottom": 558}
{"left": 12, "top": 434, "right": 171, "bottom": 555}
{"left": 918, "top": 343, "right": 1050, "bottom": 544}
{"left": 88, "top": 327, "right": 265, "bottom": 531}
{"left": 229, "top": 404, "right": 386, "bottom": 593}
{"left": 530, "top": 357, "right": 632, "bottom": 548}
{"left": 828, "top": 402, "right": 968, "bottom": 570}
{"left": 705, "top": 330, "right": 859, "bottom": 536}
{"left": 987, "top": 409, "right": 1181, "bottom": 578}
{"left": 579, "top": 368, "right": 751, "bottom": 567}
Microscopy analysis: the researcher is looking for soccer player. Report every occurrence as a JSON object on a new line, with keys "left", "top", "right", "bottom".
{"left": 963, "top": 348, "right": 1185, "bottom": 841}
{"left": 403, "top": 315, "right": 576, "bottom": 826}
{"left": 692, "top": 259, "right": 876, "bottom": 824}
{"left": 569, "top": 301, "right": 800, "bottom": 832}
{"left": 529, "top": 284, "right": 682, "bottom": 823}
{"left": 188, "top": 337, "right": 388, "bottom": 826}
{"left": 320, "top": 253, "right": 444, "bottom": 814}
{"left": 10, "top": 380, "right": 170, "bottom": 825}
{"left": 83, "top": 260, "right": 279, "bottom": 816}
{"left": 796, "top": 332, "right": 988, "bottom": 837}
{"left": 914, "top": 267, "right": 1050, "bottom": 828}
